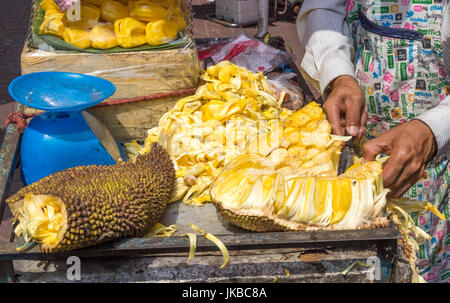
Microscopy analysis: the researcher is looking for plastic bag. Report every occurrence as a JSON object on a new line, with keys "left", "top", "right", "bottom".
{"left": 197, "top": 33, "right": 289, "bottom": 74}
{"left": 267, "top": 73, "right": 305, "bottom": 111}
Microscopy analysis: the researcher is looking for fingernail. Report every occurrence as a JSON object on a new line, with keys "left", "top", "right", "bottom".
{"left": 347, "top": 126, "right": 359, "bottom": 136}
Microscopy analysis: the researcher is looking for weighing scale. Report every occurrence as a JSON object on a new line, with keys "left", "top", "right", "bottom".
{"left": 8, "top": 72, "right": 125, "bottom": 185}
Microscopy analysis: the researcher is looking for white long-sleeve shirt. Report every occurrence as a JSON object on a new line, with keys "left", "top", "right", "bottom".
{"left": 297, "top": 0, "right": 450, "bottom": 158}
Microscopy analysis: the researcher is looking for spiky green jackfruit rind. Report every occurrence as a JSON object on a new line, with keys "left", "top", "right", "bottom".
{"left": 7, "top": 142, "right": 175, "bottom": 253}
{"left": 214, "top": 202, "right": 287, "bottom": 232}
{"left": 213, "top": 201, "right": 390, "bottom": 232}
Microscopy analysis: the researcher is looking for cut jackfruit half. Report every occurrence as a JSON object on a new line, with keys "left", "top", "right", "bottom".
{"left": 211, "top": 155, "right": 390, "bottom": 231}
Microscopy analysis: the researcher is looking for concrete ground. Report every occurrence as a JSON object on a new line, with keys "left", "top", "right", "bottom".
{"left": 0, "top": 1, "right": 310, "bottom": 241}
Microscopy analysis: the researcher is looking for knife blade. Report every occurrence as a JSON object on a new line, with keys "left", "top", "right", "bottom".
{"left": 337, "top": 136, "right": 359, "bottom": 175}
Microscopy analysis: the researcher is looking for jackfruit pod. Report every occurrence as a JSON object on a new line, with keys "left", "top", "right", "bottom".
{"left": 44, "top": 9, "right": 64, "bottom": 19}
{"left": 40, "top": 0, "right": 61, "bottom": 12}
{"left": 100, "top": 0, "right": 129, "bottom": 23}
{"left": 81, "top": 0, "right": 105, "bottom": 7}
{"left": 114, "top": 17, "right": 147, "bottom": 48}
{"left": 63, "top": 27, "right": 92, "bottom": 49}
{"left": 39, "top": 14, "right": 65, "bottom": 38}
{"left": 145, "top": 19, "right": 179, "bottom": 46}
{"left": 205, "top": 61, "right": 233, "bottom": 78}
{"left": 200, "top": 99, "right": 248, "bottom": 122}
{"left": 167, "top": 6, "right": 187, "bottom": 30}
{"left": 89, "top": 23, "right": 118, "bottom": 49}
{"left": 129, "top": 1, "right": 167, "bottom": 22}
{"left": 63, "top": 4, "right": 100, "bottom": 29}
{"left": 149, "top": 0, "right": 180, "bottom": 9}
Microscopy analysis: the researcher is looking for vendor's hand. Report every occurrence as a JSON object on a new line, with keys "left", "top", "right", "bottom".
{"left": 323, "top": 75, "right": 367, "bottom": 142}
{"left": 362, "top": 120, "right": 437, "bottom": 198}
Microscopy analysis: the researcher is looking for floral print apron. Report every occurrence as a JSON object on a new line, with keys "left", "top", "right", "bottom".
{"left": 345, "top": 0, "right": 450, "bottom": 282}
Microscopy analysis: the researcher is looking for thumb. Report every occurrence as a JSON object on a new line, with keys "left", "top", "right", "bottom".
{"left": 345, "top": 99, "right": 364, "bottom": 137}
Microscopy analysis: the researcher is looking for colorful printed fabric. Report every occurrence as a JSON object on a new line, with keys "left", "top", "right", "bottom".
{"left": 345, "top": 0, "right": 449, "bottom": 283}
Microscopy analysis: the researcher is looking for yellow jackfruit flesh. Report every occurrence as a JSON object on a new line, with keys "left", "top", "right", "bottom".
{"left": 63, "top": 5, "right": 100, "bottom": 30}
{"left": 40, "top": 0, "right": 62, "bottom": 12}
{"left": 89, "top": 24, "right": 118, "bottom": 49}
{"left": 167, "top": 6, "right": 187, "bottom": 30}
{"left": 8, "top": 143, "right": 175, "bottom": 252}
{"left": 114, "top": 17, "right": 147, "bottom": 48}
{"left": 211, "top": 155, "right": 389, "bottom": 231}
{"left": 39, "top": 14, "right": 65, "bottom": 38}
{"left": 100, "top": 0, "right": 129, "bottom": 23}
{"left": 81, "top": 0, "right": 105, "bottom": 7}
{"left": 145, "top": 19, "right": 179, "bottom": 45}
{"left": 129, "top": 1, "right": 167, "bottom": 22}
{"left": 44, "top": 9, "right": 64, "bottom": 19}
{"left": 63, "top": 27, "right": 92, "bottom": 49}
{"left": 125, "top": 62, "right": 345, "bottom": 208}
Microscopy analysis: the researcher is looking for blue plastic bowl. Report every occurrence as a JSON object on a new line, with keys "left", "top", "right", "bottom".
{"left": 8, "top": 72, "right": 116, "bottom": 112}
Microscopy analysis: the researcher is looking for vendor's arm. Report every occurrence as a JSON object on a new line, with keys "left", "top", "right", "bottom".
{"left": 297, "top": 0, "right": 366, "bottom": 140}
{"left": 363, "top": 97, "right": 450, "bottom": 198}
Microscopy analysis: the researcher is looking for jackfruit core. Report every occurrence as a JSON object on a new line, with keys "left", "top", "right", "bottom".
{"left": 14, "top": 194, "right": 68, "bottom": 251}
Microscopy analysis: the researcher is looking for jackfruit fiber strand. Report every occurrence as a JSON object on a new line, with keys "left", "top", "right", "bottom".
{"left": 188, "top": 223, "right": 229, "bottom": 268}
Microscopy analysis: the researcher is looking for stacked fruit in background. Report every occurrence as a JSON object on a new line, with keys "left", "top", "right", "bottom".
{"left": 39, "top": 0, "right": 187, "bottom": 49}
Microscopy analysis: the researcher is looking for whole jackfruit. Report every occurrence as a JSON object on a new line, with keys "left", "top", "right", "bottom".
{"left": 145, "top": 19, "right": 179, "bottom": 46}
{"left": 129, "top": 1, "right": 167, "bottom": 22}
{"left": 114, "top": 17, "right": 147, "bottom": 48}
{"left": 7, "top": 142, "right": 175, "bottom": 253}
{"left": 90, "top": 23, "right": 118, "bottom": 49}
{"left": 100, "top": 0, "right": 129, "bottom": 23}
{"left": 63, "top": 27, "right": 92, "bottom": 49}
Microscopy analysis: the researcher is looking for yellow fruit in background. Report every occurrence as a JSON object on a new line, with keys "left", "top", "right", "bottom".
{"left": 130, "top": 1, "right": 167, "bottom": 22}
{"left": 167, "top": 6, "right": 186, "bottom": 30}
{"left": 63, "top": 27, "right": 92, "bottom": 49}
{"left": 40, "top": 0, "right": 61, "bottom": 12}
{"left": 114, "top": 17, "right": 147, "bottom": 48}
{"left": 44, "top": 9, "right": 64, "bottom": 19}
{"left": 81, "top": 0, "right": 105, "bottom": 7}
{"left": 39, "top": 14, "right": 65, "bottom": 38}
{"left": 63, "top": 4, "right": 100, "bottom": 30}
{"left": 101, "top": 0, "right": 129, "bottom": 23}
{"left": 145, "top": 19, "right": 178, "bottom": 45}
{"left": 89, "top": 24, "right": 118, "bottom": 49}
{"left": 150, "top": 0, "right": 180, "bottom": 9}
